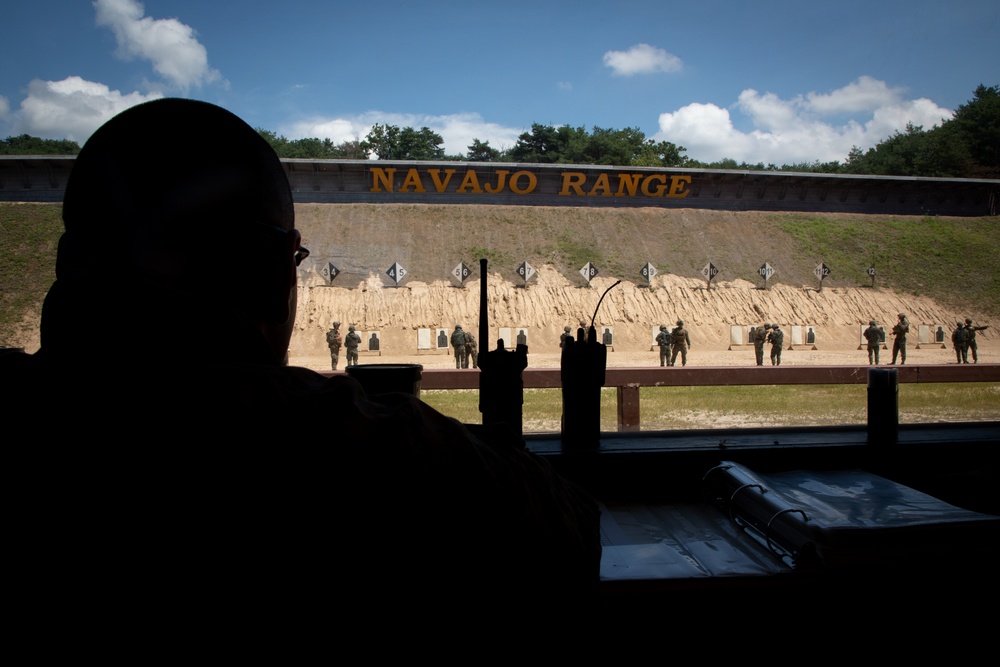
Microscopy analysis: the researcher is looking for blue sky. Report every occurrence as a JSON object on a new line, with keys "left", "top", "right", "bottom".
{"left": 2, "top": 0, "right": 997, "bottom": 165}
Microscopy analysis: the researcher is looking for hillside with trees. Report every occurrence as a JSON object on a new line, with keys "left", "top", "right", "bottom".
{"left": 255, "top": 83, "right": 1000, "bottom": 179}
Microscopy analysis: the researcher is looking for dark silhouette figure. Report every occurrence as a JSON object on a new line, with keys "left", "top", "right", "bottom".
{"left": 0, "top": 99, "right": 600, "bottom": 631}
{"left": 368, "top": 332, "right": 380, "bottom": 351}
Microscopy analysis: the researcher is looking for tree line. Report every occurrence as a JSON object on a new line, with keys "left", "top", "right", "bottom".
{"left": 4, "top": 84, "right": 997, "bottom": 178}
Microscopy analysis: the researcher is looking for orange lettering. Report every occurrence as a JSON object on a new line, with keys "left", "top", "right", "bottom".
{"left": 559, "top": 171, "right": 587, "bottom": 196}
{"left": 369, "top": 167, "right": 396, "bottom": 192}
{"left": 484, "top": 170, "right": 509, "bottom": 194}
{"left": 641, "top": 174, "right": 668, "bottom": 197}
{"left": 427, "top": 168, "right": 456, "bottom": 192}
{"left": 456, "top": 170, "right": 483, "bottom": 193}
{"left": 667, "top": 175, "right": 691, "bottom": 198}
{"left": 615, "top": 173, "right": 642, "bottom": 196}
{"left": 509, "top": 170, "right": 537, "bottom": 195}
{"left": 398, "top": 168, "right": 426, "bottom": 193}
{"left": 587, "top": 173, "right": 613, "bottom": 196}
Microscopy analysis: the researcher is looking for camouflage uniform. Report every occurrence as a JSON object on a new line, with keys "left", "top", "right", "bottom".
{"left": 655, "top": 325, "right": 671, "bottom": 367}
{"left": 753, "top": 324, "right": 770, "bottom": 366}
{"left": 863, "top": 321, "right": 881, "bottom": 365}
{"left": 451, "top": 325, "right": 467, "bottom": 369}
{"left": 964, "top": 318, "right": 987, "bottom": 364}
{"left": 953, "top": 322, "right": 969, "bottom": 364}
{"left": 891, "top": 313, "right": 909, "bottom": 365}
{"left": 465, "top": 332, "right": 478, "bottom": 369}
{"left": 325, "top": 321, "right": 342, "bottom": 370}
{"left": 669, "top": 320, "right": 691, "bottom": 367}
{"left": 768, "top": 325, "right": 784, "bottom": 366}
{"left": 560, "top": 326, "right": 572, "bottom": 349}
{"left": 344, "top": 325, "right": 361, "bottom": 367}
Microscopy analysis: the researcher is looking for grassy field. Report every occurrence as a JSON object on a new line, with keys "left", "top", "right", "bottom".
{"left": 422, "top": 382, "right": 1000, "bottom": 432}
{"left": 0, "top": 203, "right": 61, "bottom": 341}
{"left": 4, "top": 202, "right": 999, "bottom": 347}
{"left": 777, "top": 214, "right": 1000, "bottom": 316}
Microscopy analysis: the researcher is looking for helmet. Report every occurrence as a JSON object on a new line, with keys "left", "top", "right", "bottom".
{"left": 898, "top": 313, "right": 906, "bottom": 319}
{"left": 965, "top": 318, "right": 972, "bottom": 325}
{"left": 348, "top": 325, "right": 355, "bottom": 332}
{"left": 869, "top": 320, "right": 876, "bottom": 326}
{"left": 564, "top": 326, "right": 571, "bottom": 332}
{"left": 772, "top": 324, "right": 780, "bottom": 329}
{"left": 456, "top": 324, "right": 462, "bottom": 329}
{"left": 676, "top": 320, "right": 683, "bottom": 327}
{"left": 764, "top": 323, "right": 771, "bottom": 329}
{"left": 333, "top": 321, "right": 341, "bottom": 327}
{"left": 659, "top": 325, "right": 666, "bottom": 331}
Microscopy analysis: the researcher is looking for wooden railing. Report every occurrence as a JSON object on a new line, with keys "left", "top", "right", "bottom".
{"left": 406, "top": 364, "right": 1000, "bottom": 432}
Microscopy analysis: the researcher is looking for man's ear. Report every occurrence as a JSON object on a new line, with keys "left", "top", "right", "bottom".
{"left": 241, "top": 228, "right": 300, "bottom": 325}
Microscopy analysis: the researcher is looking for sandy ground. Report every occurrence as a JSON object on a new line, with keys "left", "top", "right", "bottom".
{"left": 291, "top": 340, "right": 997, "bottom": 372}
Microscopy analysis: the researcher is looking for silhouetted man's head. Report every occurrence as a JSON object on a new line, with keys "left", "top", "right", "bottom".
{"left": 45, "top": 98, "right": 301, "bottom": 364}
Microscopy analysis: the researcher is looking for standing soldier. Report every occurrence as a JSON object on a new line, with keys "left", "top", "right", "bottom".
{"left": 891, "top": 312, "right": 909, "bottom": 365}
{"left": 465, "top": 331, "right": 478, "bottom": 369}
{"left": 863, "top": 320, "right": 881, "bottom": 365}
{"left": 451, "top": 324, "right": 467, "bottom": 369}
{"left": 325, "top": 321, "right": 342, "bottom": 370}
{"left": 964, "top": 318, "right": 988, "bottom": 364}
{"left": 344, "top": 325, "right": 361, "bottom": 367}
{"left": 560, "top": 325, "right": 572, "bottom": 348}
{"left": 655, "top": 325, "right": 671, "bottom": 367}
{"left": 753, "top": 323, "right": 770, "bottom": 366}
{"left": 670, "top": 320, "right": 691, "bottom": 367}
{"left": 768, "top": 324, "right": 785, "bottom": 366}
{"left": 952, "top": 322, "right": 969, "bottom": 364}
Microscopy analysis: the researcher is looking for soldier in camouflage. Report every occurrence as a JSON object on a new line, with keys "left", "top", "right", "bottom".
{"left": 560, "top": 325, "right": 572, "bottom": 348}
{"left": 669, "top": 320, "right": 691, "bottom": 367}
{"left": 325, "top": 321, "right": 342, "bottom": 370}
{"left": 655, "top": 325, "right": 671, "bottom": 367}
{"left": 891, "top": 313, "right": 909, "bottom": 365}
{"left": 963, "top": 317, "right": 987, "bottom": 364}
{"left": 464, "top": 331, "right": 478, "bottom": 369}
{"left": 952, "top": 322, "right": 969, "bottom": 364}
{"left": 344, "top": 325, "right": 361, "bottom": 367}
{"left": 863, "top": 320, "right": 881, "bottom": 365}
{"left": 753, "top": 323, "right": 770, "bottom": 366}
{"left": 768, "top": 324, "right": 784, "bottom": 366}
{"left": 451, "top": 324, "right": 467, "bottom": 369}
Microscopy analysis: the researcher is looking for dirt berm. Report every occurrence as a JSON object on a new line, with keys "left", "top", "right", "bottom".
{"left": 289, "top": 204, "right": 991, "bottom": 366}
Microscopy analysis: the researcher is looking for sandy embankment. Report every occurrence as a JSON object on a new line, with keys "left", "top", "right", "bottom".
{"left": 289, "top": 266, "right": 993, "bottom": 371}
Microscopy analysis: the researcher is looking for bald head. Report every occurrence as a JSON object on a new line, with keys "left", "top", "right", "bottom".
{"left": 60, "top": 98, "right": 294, "bottom": 283}
{"left": 44, "top": 98, "right": 300, "bottom": 364}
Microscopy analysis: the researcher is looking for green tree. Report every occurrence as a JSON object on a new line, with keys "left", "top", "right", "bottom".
{"left": 466, "top": 139, "right": 500, "bottom": 162}
{"left": 360, "top": 124, "right": 445, "bottom": 160}
{"left": 508, "top": 123, "right": 564, "bottom": 163}
{"left": 632, "top": 139, "right": 689, "bottom": 167}
{"left": 946, "top": 83, "right": 1000, "bottom": 176}
{"left": 1, "top": 134, "right": 80, "bottom": 155}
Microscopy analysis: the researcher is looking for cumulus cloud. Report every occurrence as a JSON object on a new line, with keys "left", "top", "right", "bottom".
{"left": 94, "top": 0, "right": 222, "bottom": 91}
{"left": 283, "top": 111, "right": 522, "bottom": 157}
{"left": 603, "top": 44, "right": 682, "bottom": 76}
{"left": 14, "top": 77, "right": 161, "bottom": 142}
{"left": 654, "top": 77, "right": 953, "bottom": 165}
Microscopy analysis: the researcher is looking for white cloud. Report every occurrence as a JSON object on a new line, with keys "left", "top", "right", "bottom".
{"left": 805, "top": 75, "right": 902, "bottom": 114}
{"left": 603, "top": 44, "right": 682, "bottom": 76}
{"left": 94, "top": 0, "right": 222, "bottom": 91}
{"left": 654, "top": 77, "right": 953, "bottom": 165}
{"left": 14, "top": 77, "right": 161, "bottom": 143}
{"left": 282, "top": 111, "right": 523, "bottom": 157}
